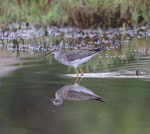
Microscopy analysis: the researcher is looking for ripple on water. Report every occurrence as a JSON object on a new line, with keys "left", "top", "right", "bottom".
{"left": 66, "top": 72, "right": 150, "bottom": 79}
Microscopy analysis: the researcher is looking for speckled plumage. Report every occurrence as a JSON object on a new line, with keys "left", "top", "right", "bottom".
{"left": 48, "top": 83, "right": 106, "bottom": 106}
{"left": 49, "top": 45, "right": 105, "bottom": 76}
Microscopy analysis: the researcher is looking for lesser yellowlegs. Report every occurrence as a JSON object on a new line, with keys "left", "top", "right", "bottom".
{"left": 46, "top": 45, "right": 106, "bottom": 77}
{"left": 46, "top": 83, "right": 106, "bottom": 106}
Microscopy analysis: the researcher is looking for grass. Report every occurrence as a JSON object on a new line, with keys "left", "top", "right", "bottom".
{"left": 0, "top": 0, "right": 150, "bottom": 28}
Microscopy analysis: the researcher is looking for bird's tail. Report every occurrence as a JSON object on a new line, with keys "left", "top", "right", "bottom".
{"left": 95, "top": 97, "right": 107, "bottom": 103}
{"left": 94, "top": 45, "right": 106, "bottom": 52}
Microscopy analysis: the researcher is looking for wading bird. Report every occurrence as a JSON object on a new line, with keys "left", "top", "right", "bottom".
{"left": 46, "top": 45, "right": 105, "bottom": 77}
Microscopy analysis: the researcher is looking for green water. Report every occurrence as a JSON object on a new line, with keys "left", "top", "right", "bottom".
{"left": 0, "top": 54, "right": 150, "bottom": 134}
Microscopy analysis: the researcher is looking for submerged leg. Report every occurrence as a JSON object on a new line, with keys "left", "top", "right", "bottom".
{"left": 75, "top": 68, "right": 79, "bottom": 78}
{"left": 75, "top": 68, "right": 79, "bottom": 83}
{"left": 75, "top": 76, "right": 83, "bottom": 83}
{"left": 78, "top": 77, "right": 83, "bottom": 83}
{"left": 78, "top": 66, "right": 84, "bottom": 76}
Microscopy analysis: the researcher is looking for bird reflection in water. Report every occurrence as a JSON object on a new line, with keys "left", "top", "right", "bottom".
{"left": 46, "top": 83, "right": 106, "bottom": 106}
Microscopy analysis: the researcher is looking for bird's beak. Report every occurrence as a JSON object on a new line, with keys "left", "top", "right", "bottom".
{"left": 44, "top": 96, "right": 53, "bottom": 102}
{"left": 42, "top": 50, "right": 53, "bottom": 57}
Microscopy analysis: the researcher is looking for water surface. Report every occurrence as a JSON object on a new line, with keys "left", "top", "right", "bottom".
{"left": 0, "top": 23, "right": 150, "bottom": 134}
{"left": 0, "top": 51, "right": 150, "bottom": 134}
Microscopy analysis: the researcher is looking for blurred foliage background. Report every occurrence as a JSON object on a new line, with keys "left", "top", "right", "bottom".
{"left": 0, "top": 0, "right": 150, "bottom": 28}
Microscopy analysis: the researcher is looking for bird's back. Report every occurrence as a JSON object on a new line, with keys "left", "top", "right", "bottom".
{"left": 65, "top": 45, "right": 106, "bottom": 61}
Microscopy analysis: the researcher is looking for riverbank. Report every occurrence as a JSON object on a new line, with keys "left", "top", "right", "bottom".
{"left": 0, "top": 48, "right": 35, "bottom": 78}
{"left": 0, "top": 48, "right": 20, "bottom": 77}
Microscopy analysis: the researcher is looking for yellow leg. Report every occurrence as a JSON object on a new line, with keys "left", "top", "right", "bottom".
{"left": 78, "top": 66, "right": 84, "bottom": 76}
{"left": 75, "top": 76, "right": 83, "bottom": 83}
{"left": 78, "top": 77, "right": 83, "bottom": 83}
{"left": 75, "top": 68, "right": 79, "bottom": 78}
{"left": 75, "top": 76, "right": 79, "bottom": 83}
{"left": 75, "top": 68, "right": 79, "bottom": 83}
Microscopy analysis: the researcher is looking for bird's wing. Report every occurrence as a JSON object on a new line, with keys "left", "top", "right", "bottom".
{"left": 66, "top": 90, "right": 102, "bottom": 101}
{"left": 64, "top": 50, "right": 98, "bottom": 61}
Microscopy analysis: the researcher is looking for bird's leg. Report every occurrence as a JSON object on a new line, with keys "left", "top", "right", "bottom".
{"left": 75, "top": 68, "right": 79, "bottom": 78}
{"left": 75, "top": 76, "right": 79, "bottom": 83}
{"left": 75, "top": 76, "right": 83, "bottom": 83}
{"left": 75, "top": 68, "right": 79, "bottom": 83}
{"left": 78, "top": 66, "right": 84, "bottom": 76}
{"left": 78, "top": 77, "right": 83, "bottom": 83}
{"left": 75, "top": 68, "right": 83, "bottom": 83}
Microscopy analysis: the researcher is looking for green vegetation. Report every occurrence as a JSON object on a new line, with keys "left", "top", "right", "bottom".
{"left": 0, "top": 0, "right": 150, "bottom": 28}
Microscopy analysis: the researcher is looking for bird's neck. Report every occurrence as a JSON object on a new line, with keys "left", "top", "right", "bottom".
{"left": 54, "top": 49, "right": 62, "bottom": 58}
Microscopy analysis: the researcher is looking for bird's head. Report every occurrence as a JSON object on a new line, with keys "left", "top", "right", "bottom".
{"left": 50, "top": 45, "right": 62, "bottom": 55}
{"left": 51, "top": 98, "right": 63, "bottom": 106}
{"left": 43, "top": 45, "right": 62, "bottom": 57}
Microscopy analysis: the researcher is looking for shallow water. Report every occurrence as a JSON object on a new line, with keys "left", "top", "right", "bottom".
{"left": 0, "top": 50, "right": 150, "bottom": 134}
{"left": 0, "top": 23, "right": 150, "bottom": 134}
